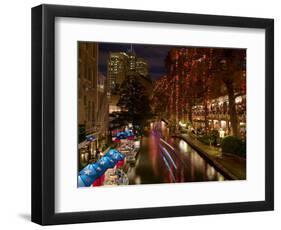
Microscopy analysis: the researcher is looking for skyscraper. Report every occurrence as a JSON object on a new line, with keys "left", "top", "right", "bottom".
{"left": 136, "top": 58, "right": 149, "bottom": 77}
{"left": 107, "top": 51, "right": 149, "bottom": 94}
{"left": 107, "top": 52, "right": 128, "bottom": 93}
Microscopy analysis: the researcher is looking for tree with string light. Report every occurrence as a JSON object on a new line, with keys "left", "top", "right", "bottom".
{"left": 211, "top": 48, "right": 246, "bottom": 137}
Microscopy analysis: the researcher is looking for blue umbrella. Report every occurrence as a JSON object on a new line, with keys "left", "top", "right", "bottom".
{"left": 91, "top": 162, "right": 107, "bottom": 177}
{"left": 78, "top": 163, "right": 105, "bottom": 187}
{"left": 78, "top": 164, "right": 100, "bottom": 187}
{"left": 78, "top": 149, "right": 126, "bottom": 187}
{"left": 112, "top": 153, "right": 125, "bottom": 161}
{"left": 116, "top": 132, "right": 127, "bottom": 139}
{"left": 105, "top": 149, "right": 116, "bottom": 157}
{"left": 125, "top": 130, "right": 134, "bottom": 137}
{"left": 78, "top": 174, "right": 95, "bottom": 187}
{"left": 105, "top": 156, "right": 118, "bottom": 167}
{"left": 105, "top": 149, "right": 118, "bottom": 157}
{"left": 79, "top": 164, "right": 99, "bottom": 178}
{"left": 96, "top": 156, "right": 116, "bottom": 169}
{"left": 78, "top": 175, "right": 87, "bottom": 187}
{"left": 105, "top": 149, "right": 125, "bottom": 161}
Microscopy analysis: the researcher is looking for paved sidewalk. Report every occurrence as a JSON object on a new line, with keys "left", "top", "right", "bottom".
{"left": 175, "top": 133, "right": 246, "bottom": 180}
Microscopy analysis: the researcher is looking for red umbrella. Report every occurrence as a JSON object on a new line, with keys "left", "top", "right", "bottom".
{"left": 92, "top": 174, "right": 105, "bottom": 186}
{"left": 116, "top": 159, "right": 125, "bottom": 168}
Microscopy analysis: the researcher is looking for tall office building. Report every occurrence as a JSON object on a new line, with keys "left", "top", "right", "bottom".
{"left": 136, "top": 58, "right": 148, "bottom": 77}
{"left": 107, "top": 51, "right": 149, "bottom": 94}
{"left": 107, "top": 52, "right": 128, "bottom": 93}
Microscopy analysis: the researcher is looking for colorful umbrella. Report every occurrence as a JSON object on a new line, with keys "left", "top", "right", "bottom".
{"left": 125, "top": 130, "right": 134, "bottom": 137}
{"left": 91, "top": 162, "right": 107, "bottom": 177}
{"left": 78, "top": 175, "right": 87, "bottom": 187}
{"left": 79, "top": 164, "right": 98, "bottom": 177}
{"left": 105, "top": 149, "right": 118, "bottom": 157}
{"left": 78, "top": 149, "right": 126, "bottom": 187}
{"left": 78, "top": 174, "right": 95, "bottom": 187}
{"left": 116, "top": 132, "right": 127, "bottom": 139}
{"left": 96, "top": 156, "right": 116, "bottom": 169}
{"left": 116, "top": 159, "right": 125, "bottom": 168}
{"left": 105, "top": 149, "right": 125, "bottom": 161}
{"left": 78, "top": 163, "right": 104, "bottom": 187}
{"left": 92, "top": 174, "right": 105, "bottom": 187}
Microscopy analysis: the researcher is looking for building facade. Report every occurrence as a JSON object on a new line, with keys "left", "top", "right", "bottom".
{"left": 191, "top": 95, "right": 246, "bottom": 138}
{"left": 78, "top": 42, "right": 109, "bottom": 168}
{"left": 107, "top": 52, "right": 128, "bottom": 93}
{"left": 136, "top": 58, "right": 149, "bottom": 77}
{"left": 107, "top": 52, "right": 149, "bottom": 94}
{"left": 107, "top": 51, "right": 150, "bottom": 113}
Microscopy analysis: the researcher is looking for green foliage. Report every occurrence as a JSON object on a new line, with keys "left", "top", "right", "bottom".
{"left": 197, "top": 130, "right": 219, "bottom": 146}
{"left": 209, "top": 130, "right": 219, "bottom": 144}
{"left": 198, "top": 135, "right": 212, "bottom": 145}
{"left": 221, "top": 136, "right": 246, "bottom": 158}
{"left": 197, "top": 134, "right": 217, "bottom": 145}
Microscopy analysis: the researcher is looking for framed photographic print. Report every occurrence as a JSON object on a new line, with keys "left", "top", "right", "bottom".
{"left": 31, "top": 4, "right": 274, "bottom": 225}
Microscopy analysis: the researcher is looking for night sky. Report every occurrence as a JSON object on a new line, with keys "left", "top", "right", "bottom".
{"left": 98, "top": 42, "right": 175, "bottom": 80}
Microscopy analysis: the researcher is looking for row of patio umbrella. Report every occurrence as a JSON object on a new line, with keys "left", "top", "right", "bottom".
{"left": 78, "top": 149, "right": 125, "bottom": 187}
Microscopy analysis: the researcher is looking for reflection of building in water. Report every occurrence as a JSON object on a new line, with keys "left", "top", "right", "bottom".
{"left": 78, "top": 42, "right": 109, "bottom": 168}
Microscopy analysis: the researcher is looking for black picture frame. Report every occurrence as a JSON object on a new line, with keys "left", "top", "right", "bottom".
{"left": 31, "top": 4, "right": 274, "bottom": 225}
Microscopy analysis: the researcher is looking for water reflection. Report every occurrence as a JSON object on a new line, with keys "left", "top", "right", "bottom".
{"left": 128, "top": 121, "right": 224, "bottom": 185}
